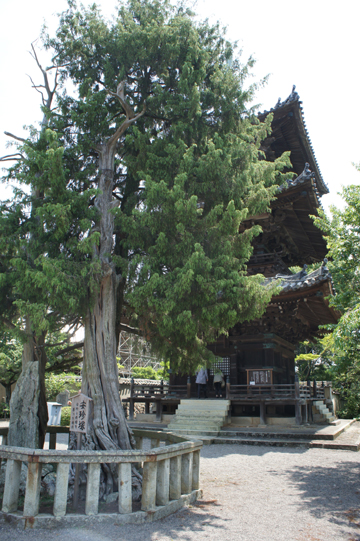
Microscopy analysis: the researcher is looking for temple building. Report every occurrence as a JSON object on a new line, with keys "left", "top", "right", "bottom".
{"left": 170, "top": 87, "right": 339, "bottom": 411}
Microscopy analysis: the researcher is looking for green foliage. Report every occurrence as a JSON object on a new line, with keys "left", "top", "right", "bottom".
{"left": 131, "top": 366, "right": 162, "bottom": 380}
{"left": 295, "top": 339, "right": 334, "bottom": 382}
{"left": 60, "top": 406, "right": 71, "bottom": 426}
{"left": 0, "top": 402, "right": 10, "bottom": 419}
{"left": 45, "top": 373, "right": 81, "bottom": 401}
{"left": 0, "top": 331, "right": 23, "bottom": 393}
{"left": 314, "top": 171, "right": 360, "bottom": 416}
{"left": 2, "top": 0, "right": 291, "bottom": 377}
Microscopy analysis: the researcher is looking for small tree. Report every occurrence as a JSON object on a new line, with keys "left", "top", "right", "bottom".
{"left": 0, "top": 331, "right": 22, "bottom": 404}
{"left": 314, "top": 169, "right": 360, "bottom": 415}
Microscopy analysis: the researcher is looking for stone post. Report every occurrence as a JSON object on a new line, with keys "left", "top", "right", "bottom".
{"left": 192, "top": 450, "right": 200, "bottom": 490}
{"left": 118, "top": 462, "right": 132, "bottom": 514}
{"left": 181, "top": 452, "right": 193, "bottom": 494}
{"left": 169, "top": 455, "right": 181, "bottom": 500}
{"left": 85, "top": 463, "right": 100, "bottom": 515}
{"left": 156, "top": 458, "right": 170, "bottom": 506}
{"left": 141, "top": 461, "right": 157, "bottom": 511}
{"left": 151, "top": 438, "right": 161, "bottom": 448}
{"left": 53, "top": 462, "right": 70, "bottom": 517}
{"left": 23, "top": 462, "right": 43, "bottom": 517}
{"left": 2, "top": 459, "right": 22, "bottom": 513}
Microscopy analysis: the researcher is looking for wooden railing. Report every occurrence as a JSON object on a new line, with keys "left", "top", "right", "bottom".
{"left": 0, "top": 429, "right": 202, "bottom": 527}
{"left": 227, "top": 384, "right": 297, "bottom": 400}
{"left": 299, "top": 382, "right": 326, "bottom": 399}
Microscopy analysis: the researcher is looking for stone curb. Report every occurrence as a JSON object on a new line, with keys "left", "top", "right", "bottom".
{"left": 0, "top": 489, "right": 202, "bottom": 530}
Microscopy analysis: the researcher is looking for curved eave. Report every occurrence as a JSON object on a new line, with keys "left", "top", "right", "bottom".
{"left": 259, "top": 95, "right": 329, "bottom": 196}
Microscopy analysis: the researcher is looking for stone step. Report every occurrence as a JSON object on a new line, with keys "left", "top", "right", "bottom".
{"left": 169, "top": 429, "right": 220, "bottom": 437}
{"left": 177, "top": 406, "right": 230, "bottom": 414}
{"left": 169, "top": 420, "right": 222, "bottom": 429}
{"left": 172, "top": 414, "right": 227, "bottom": 422}
{"left": 310, "top": 440, "right": 360, "bottom": 451}
{"left": 178, "top": 399, "right": 230, "bottom": 409}
{"left": 214, "top": 436, "right": 309, "bottom": 448}
{"left": 219, "top": 430, "right": 316, "bottom": 441}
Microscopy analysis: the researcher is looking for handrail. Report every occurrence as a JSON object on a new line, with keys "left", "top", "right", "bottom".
{"left": 0, "top": 428, "right": 202, "bottom": 526}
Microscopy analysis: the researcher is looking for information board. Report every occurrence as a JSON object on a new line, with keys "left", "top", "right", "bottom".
{"left": 70, "top": 393, "right": 92, "bottom": 434}
{"left": 247, "top": 369, "right": 273, "bottom": 385}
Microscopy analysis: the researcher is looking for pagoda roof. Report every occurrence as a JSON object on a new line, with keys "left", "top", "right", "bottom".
{"left": 258, "top": 86, "right": 329, "bottom": 196}
{"left": 265, "top": 260, "right": 335, "bottom": 297}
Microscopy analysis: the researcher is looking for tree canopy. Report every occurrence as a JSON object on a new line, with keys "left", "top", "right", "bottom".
{"left": 1, "top": 0, "right": 291, "bottom": 453}
{"left": 40, "top": 0, "right": 288, "bottom": 367}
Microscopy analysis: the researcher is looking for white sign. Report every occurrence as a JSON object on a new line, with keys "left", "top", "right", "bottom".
{"left": 70, "top": 393, "right": 92, "bottom": 434}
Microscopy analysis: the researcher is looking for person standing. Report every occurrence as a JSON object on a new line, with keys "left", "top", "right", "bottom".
{"left": 213, "top": 368, "right": 224, "bottom": 398}
{"left": 196, "top": 367, "right": 208, "bottom": 398}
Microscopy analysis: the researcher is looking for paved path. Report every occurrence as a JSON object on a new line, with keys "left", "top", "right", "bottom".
{"left": 1, "top": 444, "right": 360, "bottom": 540}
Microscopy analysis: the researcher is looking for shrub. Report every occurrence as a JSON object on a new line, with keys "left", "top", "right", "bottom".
{"left": 131, "top": 366, "right": 162, "bottom": 380}
{"left": 0, "top": 401, "right": 10, "bottom": 419}
{"left": 45, "top": 373, "right": 81, "bottom": 401}
{"left": 60, "top": 406, "right": 71, "bottom": 426}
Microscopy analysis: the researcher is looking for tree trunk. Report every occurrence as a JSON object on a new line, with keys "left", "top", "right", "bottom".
{"left": 8, "top": 319, "right": 48, "bottom": 449}
{"left": 74, "top": 147, "right": 142, "bottom": 500}
{"left": 82, "top": 270, "right": 133, "bottom": 451}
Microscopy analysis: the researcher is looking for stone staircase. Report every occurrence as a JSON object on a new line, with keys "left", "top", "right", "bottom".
{"left": 312, "top": 400, "right": 336, "bottom": 423}
{"left": 214, "top": 419, "right": 357, "bottom": 450}
{"left": 167, "top": 399, "right": 230, "bottom": 438}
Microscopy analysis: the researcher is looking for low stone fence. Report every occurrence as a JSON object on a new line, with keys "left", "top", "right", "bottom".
{"left": 0, "top": 429, "right": 202, "bottom": 529}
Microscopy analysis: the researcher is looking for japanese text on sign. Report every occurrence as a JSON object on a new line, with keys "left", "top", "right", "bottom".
{"left": 70, "top": 393, "right": 92, "bottom": 434}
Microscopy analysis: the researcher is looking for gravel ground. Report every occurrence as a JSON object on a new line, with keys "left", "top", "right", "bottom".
{"left": 1, "top": 444, "right": 360, "bottom": 541}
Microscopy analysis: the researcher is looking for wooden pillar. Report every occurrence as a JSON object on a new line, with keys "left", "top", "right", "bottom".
{"left": 53, "top": 463, "right": 70, "bottom": 517}
{"left": 259, "top": 401, "right": 266, "bottom": 426}
{"left": 141, "top": 461, "right": 157, "bottom": 511}
{"left": 2, "top": 459, "right": 22, "bottom": 513}
{"left": 181, "top": 452, "right": 193, "bottom": 494}
{"left": 85, "top": 463, "right": 100, "bottom": 515}
{"left": 145, "top": 401, "right": 150, "bottom": 414}
{"left": 129, "top": 399, "right": 135, "bottom": 421}
{"left": 169, "top": 455, "right": 181, "bottom": 500}
{"left": 49, "top": 431, "right": 57, "bottom": 450}
{"left": 156, "top": 399, "right": 162, "bottom": 422}
{"left": 23, "top": 462, "right": 43, "bottom": 517}
{"left": 156, "top": 458, "right": 170, "bottom": 506}
{"left": 118, "top": 462, "right": 132, "bottom": 514}
{"left": 226, "top": 376, "right": 230, "bottom": 400}
{"left": 295, "top": 375, "right": 301, "bottom": 425}
{"left": 129, "top": 378, "right": 135, "bottom": 420}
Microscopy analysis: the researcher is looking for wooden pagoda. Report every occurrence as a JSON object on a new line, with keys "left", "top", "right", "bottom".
{"left": 170, "top": 87, "right": 339, "bottom": 409}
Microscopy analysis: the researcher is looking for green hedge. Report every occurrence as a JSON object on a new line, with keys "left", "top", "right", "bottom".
{"left": 60, "top": 406, "right": 71, "bottom": 426}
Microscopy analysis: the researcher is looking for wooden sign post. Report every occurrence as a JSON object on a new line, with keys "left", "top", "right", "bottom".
{"left": 70, "top": 393, "right": 92, "bottom": 509}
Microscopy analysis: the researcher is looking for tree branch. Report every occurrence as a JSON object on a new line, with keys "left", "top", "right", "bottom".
{"left": 53, "top": 341, "right": 84, "bottom": 356}
{"left": 0, "top": 153, "right": 24, "bottom": 162}
{"left": 4, "top": 132, "right": 27, "bottom": 144}
{"left": 119, "top": 324, "right": 142, "bottom": 336}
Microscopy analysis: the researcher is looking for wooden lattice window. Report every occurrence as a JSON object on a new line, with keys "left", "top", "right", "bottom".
{"left": 210, "top": 357, "right": 230, "bottom": 376}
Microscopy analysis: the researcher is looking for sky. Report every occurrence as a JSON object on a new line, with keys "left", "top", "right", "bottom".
{"left": 0, "top": 0, "right": 359, "bottom": 213}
